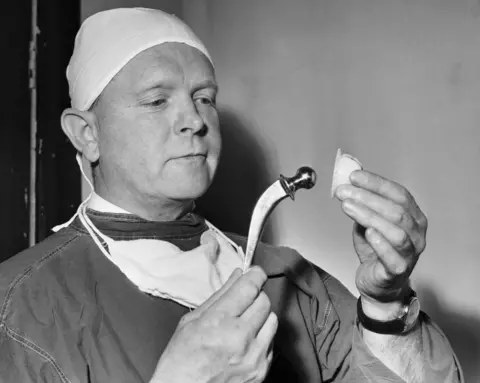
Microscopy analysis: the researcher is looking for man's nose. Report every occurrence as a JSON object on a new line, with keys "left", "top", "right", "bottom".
{"left": 173, "top": 102, "right": 206, "bottom": 136}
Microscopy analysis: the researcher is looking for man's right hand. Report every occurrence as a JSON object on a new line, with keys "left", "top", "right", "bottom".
{"left": 150, "top": 266, "right": 278, "bottom": 383}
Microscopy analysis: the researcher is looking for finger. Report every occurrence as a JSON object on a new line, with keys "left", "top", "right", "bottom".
{"left": 339, "top": 182, "right": 428, "bottom": 255}
{"left": 349, "top": 170, "right": 425, "bottom": 221}
{"left": 257, "top": 349, "right": 275, "bottom": 382}
{"left": 366, "top": 228, "right": 416, "bottom": 283}
{"left": 267, "top": 348, "right": 274, "bottom": 362}
{"left": 242, "top": 340, "right": 275, "bottom": 383}
{"left": 342, "top": 199, "right": 418, "bottom": 255}
{"left": 337, "top": 185, "right": 427, "bottom": 253}
{"left": 195, "top": 268, "right": 243, "bottom": 315}
{"left": 240, "top": 291, "right": 272, "bottom": 337}
{"left": 336, "top": 185, "right": 417, "bottom": 231}
{"left": 212, "top": 266, "right": 268, "bottom": 316}
{"left": 256, "top": 312, "right": 278, "bottom": 350}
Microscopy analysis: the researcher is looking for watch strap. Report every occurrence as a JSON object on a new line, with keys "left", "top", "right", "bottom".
{"left": 357, "top": 290, "right": 417, "bottom": 335}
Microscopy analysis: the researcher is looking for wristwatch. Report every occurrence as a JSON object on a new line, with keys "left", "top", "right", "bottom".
{"left": 357, "top": 290, "right": 421, "bottom": 335}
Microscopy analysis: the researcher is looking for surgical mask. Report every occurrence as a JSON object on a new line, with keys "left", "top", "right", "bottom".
{"left": 53, "top": 154, "right": 244, "bottom": 309}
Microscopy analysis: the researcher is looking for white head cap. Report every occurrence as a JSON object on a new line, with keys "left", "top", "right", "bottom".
{"left": 66, "top": 7, "right": 213, "bottom": 111}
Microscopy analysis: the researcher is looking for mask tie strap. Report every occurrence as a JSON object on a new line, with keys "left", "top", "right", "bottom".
{"left": 52, "top": 153, "right": 113, "bottom": 259}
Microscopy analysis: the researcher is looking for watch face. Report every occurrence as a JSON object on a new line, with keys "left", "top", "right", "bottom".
{"left": 405, "top": 297, "right": 421, "bottom": 328}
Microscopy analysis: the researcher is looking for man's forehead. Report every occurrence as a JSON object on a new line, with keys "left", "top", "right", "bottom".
{"left": 118, "top": 43, "right": 216, "bottom": 91}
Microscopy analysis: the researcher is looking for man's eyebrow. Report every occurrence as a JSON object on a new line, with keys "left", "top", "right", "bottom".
{"left": 192, "top": 80, "right": 218, "bottom": 93}
{"left": 135, "top": 80, "right": 218, "bottom": 95}
{"left": 136, "top": 81, "right": 176, "bottom": 95}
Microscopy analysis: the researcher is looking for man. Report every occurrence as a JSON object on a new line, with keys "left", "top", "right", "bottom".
{"left": 0, "top": 7, "right": 462, "bottom": 383}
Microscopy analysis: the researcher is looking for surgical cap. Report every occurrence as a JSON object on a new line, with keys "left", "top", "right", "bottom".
{"left": 66, "top": 7, "right": 213, "bottom": 111}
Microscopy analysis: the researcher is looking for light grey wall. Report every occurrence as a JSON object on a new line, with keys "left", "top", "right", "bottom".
{"left": 81, "top": 0, "right": 480, "bottom": 379}
{"left": 183, "top": 1, "right": 480, "bottom": 379}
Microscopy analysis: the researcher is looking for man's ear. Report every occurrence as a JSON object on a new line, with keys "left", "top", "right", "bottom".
{"left": 61, "top": 108, "right": 100, "bottom": 163}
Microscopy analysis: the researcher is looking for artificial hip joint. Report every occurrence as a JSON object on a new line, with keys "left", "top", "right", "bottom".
{"left": 243, "top": 166, "right": 317, "bottom": 271}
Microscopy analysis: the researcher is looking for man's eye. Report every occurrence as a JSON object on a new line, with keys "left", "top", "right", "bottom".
{"left": 195, "top": 97, "right": 215, "bottom": 106}
{"left": 147, "top": 98, "right": 167, "bottom": 107}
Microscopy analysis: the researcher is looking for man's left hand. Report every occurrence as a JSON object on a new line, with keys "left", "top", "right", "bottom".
{"left": 335, "top": 170, "right": 428, "bottom": 304}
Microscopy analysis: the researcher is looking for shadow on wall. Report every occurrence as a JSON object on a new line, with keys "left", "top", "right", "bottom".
{"left": 196, "top": 107, "right": 276, "bottom": 244}
{"left": 417, "top": 283, "right": 480, "bottom": 382}
{"left": 195, "top": 108, "right": 480, "bottom": 380}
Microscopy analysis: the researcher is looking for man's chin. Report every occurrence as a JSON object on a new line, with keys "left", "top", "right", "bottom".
{"left": 157, "top": 168, "right": 215, "bottom": 202}
{"left": 165, "top": 182, "right": 210, "bottom": 202}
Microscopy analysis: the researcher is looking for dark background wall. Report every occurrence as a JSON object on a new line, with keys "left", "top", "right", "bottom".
{"left": 0, "top": 0, "right": 33, "bottom": 258}
{"left": 0, "top": 0, "right": 80, "bottom": 260}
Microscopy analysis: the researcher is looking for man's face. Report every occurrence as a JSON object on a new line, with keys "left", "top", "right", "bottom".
{"left": 92, "top": 42, "right": 221, "bottom": 208}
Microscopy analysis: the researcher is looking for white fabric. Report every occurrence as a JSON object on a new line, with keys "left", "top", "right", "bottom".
{"left": 88, "top": 192, "right": 130, "bottom": 214}
{"left": 53, "top": 154, "right": 244, "bottom": 309}
{"left": 67, "top": 7, "right": 213, "bottom": 111}
{"left": 92, "top": 220, "right": 243, "bottom": 309}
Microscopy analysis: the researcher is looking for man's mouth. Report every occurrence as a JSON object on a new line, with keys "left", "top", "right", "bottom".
{"left": 178, "top": 153, "right": 206, "bottom": 159}
{"left": 184, "top": 153, "right": 206, "bottom": 157}
{"left": 171, "top": 153, "right": 207, "bottom": 164}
